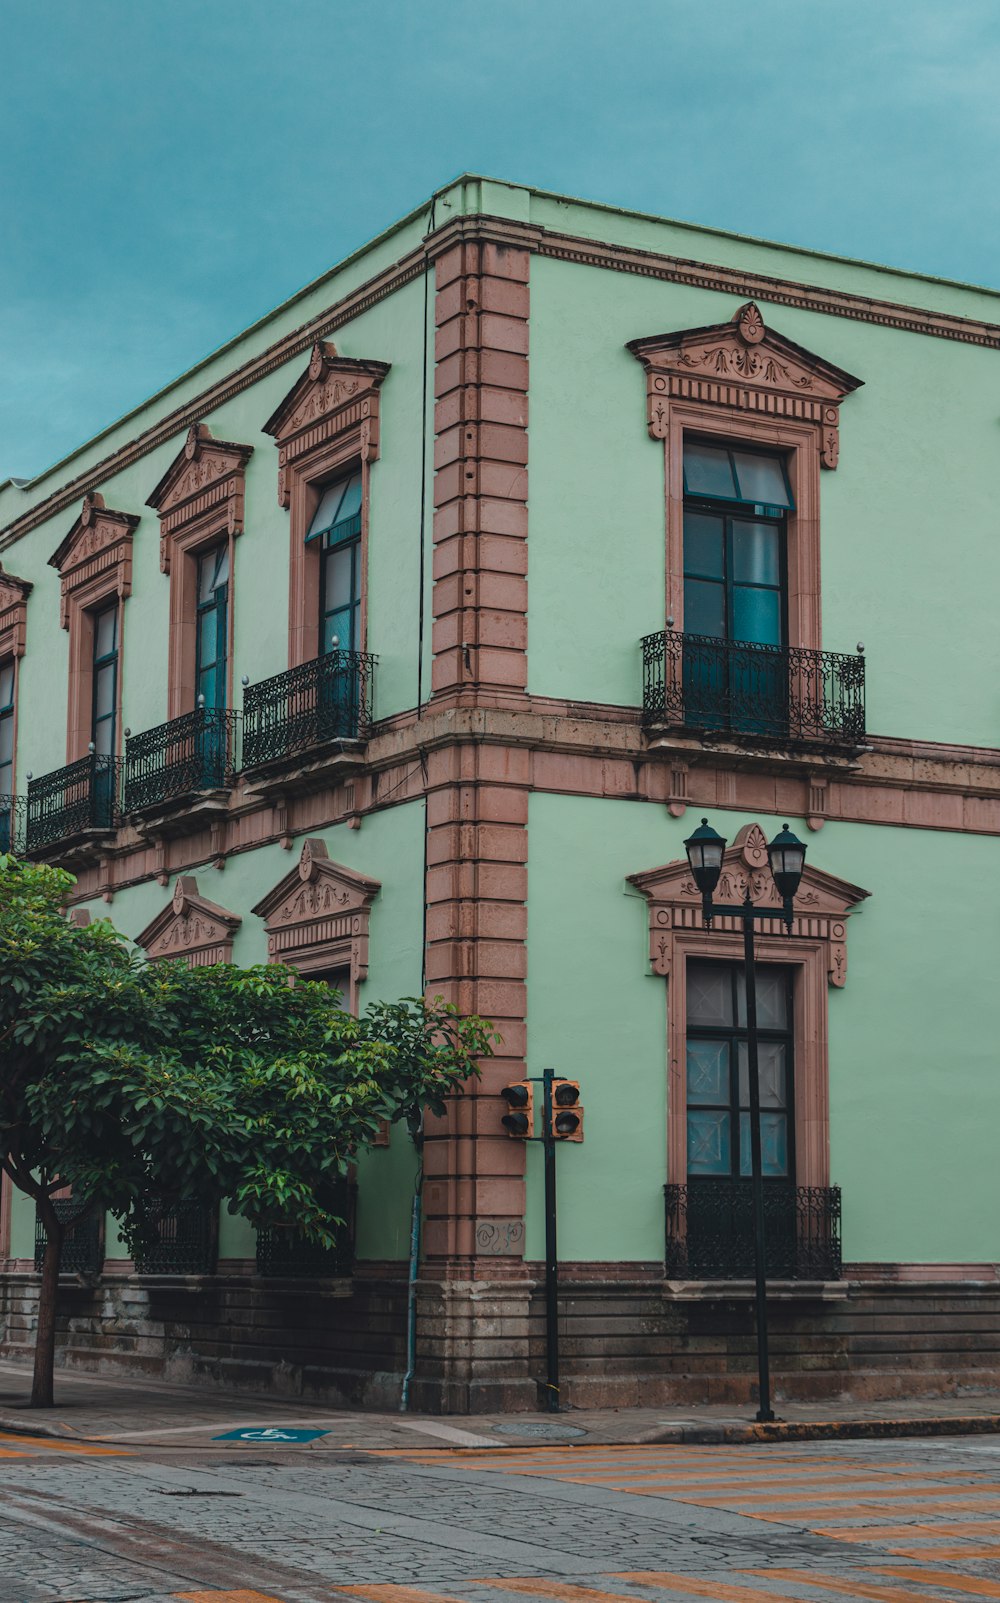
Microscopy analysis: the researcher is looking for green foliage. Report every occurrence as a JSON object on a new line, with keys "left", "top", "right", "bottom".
{"left": 0, "top": 855, "right": 496, "bottom": 1256}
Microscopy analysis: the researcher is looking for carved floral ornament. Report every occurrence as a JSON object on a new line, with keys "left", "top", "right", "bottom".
{"left": 628, "top": 823, "right": 869, "bottom": 990}
{"left": 0, "top": 564, "right": 32, "bottom": 659}
{"left": 251, "top": 837, "right": 381, "bottom": 982}
{"left": 48, "top": 491, "right": 140, "bottom": 628}
{"left": 627, "top": 301, "right": 863, "bottom": 470}
{"left": 146, "top": 423, "right": 254, "bottom": 572}
{"left": 136, "top": 876, "right": 242, "bottom": 969}
{"left": 262, "top": 339, "right": 391, "bottom": 509}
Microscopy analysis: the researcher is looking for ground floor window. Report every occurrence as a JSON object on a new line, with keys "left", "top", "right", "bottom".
{"left": 686, "top": 958, "right": 793, "bottom": 1182}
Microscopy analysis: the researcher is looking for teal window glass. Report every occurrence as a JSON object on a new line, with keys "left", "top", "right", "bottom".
{"left": 195, "top": 544, "right": 229, "bottom": 710}
{"left": 683, "top": 442, "right": 793, "bottom": 511}
{"left": 315, "top": 470, "right": 362, "bottom": 655}
{"left": 91, "top": 603, "right": 118, "bottom": 757}
{"left": 685, "top": 959, "right": 793, "bottom": 1182}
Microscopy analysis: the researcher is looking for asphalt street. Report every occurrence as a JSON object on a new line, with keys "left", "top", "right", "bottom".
{"left": 3, "top": 1433, "right": 1000, "bottom": 1603}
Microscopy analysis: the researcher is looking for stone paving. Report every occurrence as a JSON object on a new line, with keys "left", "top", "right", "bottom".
{"left": 4, "top": 1359, "right": 1000, "bottom": 1450}
{"left": 4, "top": 1431, "right": 1000, "bottom": 1600}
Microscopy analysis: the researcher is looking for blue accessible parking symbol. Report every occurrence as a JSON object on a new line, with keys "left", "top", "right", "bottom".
{"left": 214, "top": 1427, "right": 330, "bottom": 1442}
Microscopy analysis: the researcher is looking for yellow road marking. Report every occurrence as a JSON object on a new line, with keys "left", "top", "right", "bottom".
{"left": 889, "top": 1546, "right": 1000, "bottom": 1560}
{"left": 753, "top": 1570, "right": 999, "bottom": 1603}
{"left": 0, "top": 1432, "right": 126, "bottom": 1456}
{"left": 876, "top": 1570, "right": 1000, "bottom": 1597}
{"left": 676, "top": 1482, "right": 998, "bottom": 1505}
{"left": 174, "top": 1593, "right": 289, "bottom": 1602}
{"left": 814, "top": 1519, "right": 1000, "bottom": 1541}
{"left": 746, "top": 1496, "right": 1000, "bottom": 1522}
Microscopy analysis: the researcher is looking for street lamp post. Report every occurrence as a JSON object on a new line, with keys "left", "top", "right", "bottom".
{"left": 682, "top": 818, "right": 807, "bottom": 1424}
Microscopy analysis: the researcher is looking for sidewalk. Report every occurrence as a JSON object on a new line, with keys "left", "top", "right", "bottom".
{"left": 3, "top": 1361, "right": 1000, "bottom": 1449}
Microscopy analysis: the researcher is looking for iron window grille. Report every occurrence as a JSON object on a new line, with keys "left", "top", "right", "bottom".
{"left": 241, "top": 649, "right": 375, "bottom": 771}
{"left": 25, "top": 753, "right": 121, "bottom": 854}
{"left": 133, "top": 1196, "right": 217, "bottom": 1276}
{"left": 664, "top": 1180, "right": 842, "bottom": 1281}
{"left": 124, "top": 708, "right": 238, "bottom": 813}
{"left": 0, "top": 795, "right": 27, "bottom": 854}
{"left": 255, "top": 1183, "right": 356, "bottom": 1278}
{"left": 641, "top": 630, "right": 865, "bottom": 750}
{"left": 34, "top": 1199, "right": 103, "bottom": 1276}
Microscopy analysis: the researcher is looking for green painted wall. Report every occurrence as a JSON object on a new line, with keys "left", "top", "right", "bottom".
{"left": 526, "top": 251, "right": 1000, "bottom": 746}
{"left": 526, "top": 792, "right": 1000, "bottom": 1265}
{"left": 5, "top": 800, "right": 425, "bottom": 1267}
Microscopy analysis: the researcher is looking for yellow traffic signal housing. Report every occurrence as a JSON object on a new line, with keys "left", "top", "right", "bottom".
{"left": 500, "top": 1080, "right": 534, "bottom": 1138}
{"left": 550, "top": 1078, "right": 584, "bottom": 1141}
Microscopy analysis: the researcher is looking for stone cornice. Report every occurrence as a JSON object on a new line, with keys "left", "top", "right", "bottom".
{"left": 6, "top": 215, "right": 1000, "bottom": 554}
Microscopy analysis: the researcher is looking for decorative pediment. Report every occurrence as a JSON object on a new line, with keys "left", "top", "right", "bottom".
{"left": 49, "top": 492, "right": 140, "bottom": 627}
{"left": 0, "top": 564, "right": 32, "bottom": 658}
{"left": 252, "top": 837, "right": 380, "bottom": 979}
{"left": 147, "top": 423, "right": 253, "bottom": 572}
{"left": 263, "top": 340, "right": 390, "bottom": 508}
{"left": 628, "top": 302, "right": 863, "bottom": 468}
{"left": 628, "top": 822, "right": 869, "bottom": 988}
{"left": 137, "top": 875, "right": 241, "bottom": 967}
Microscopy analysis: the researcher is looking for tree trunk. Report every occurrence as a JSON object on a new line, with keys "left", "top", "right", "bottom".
{"left": 30, "top": 1197, "right": 63, "bottom": 1408}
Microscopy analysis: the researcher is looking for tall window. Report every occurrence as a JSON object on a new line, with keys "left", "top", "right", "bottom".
{"left": 195, "top": 545, "right": 229, "bottom": 710}
{"left": 682, "top": 442, "right": 793, "bottom": 735}
{"left": 686, "top": 959, "right": 793, "bottom": 1181}
{"left": 91, "top": 604, "right": 119, "bottom": 756}
{"left": 308, "top": 471, "right": 362, "bottom": 655}
{"left": 0, "top": 661, "right": 14, "bottom": 851}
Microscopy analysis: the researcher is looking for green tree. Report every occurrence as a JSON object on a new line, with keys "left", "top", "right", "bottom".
{"left": 0, "top": 856, "right": 495, "bottom": 1407}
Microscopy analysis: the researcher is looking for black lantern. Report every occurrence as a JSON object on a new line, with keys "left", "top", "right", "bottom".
{"left": 684, "top": 817, "right": 727, "bottom": 895}
{"left": 767, "top": 823, "right": 807, "bottom": 901}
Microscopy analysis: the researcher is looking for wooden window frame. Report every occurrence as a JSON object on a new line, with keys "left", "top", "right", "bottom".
{"left": 628, "top": 822, "right": 869, "bottom": 1189}
{"left": 263, "top": 340, "right": 389, "bottom": 669}
{"left": 628, "top": 301, "right": 863, "bottom": 652}
{"left": 147, "top": 423, "right": 252, "bottom": 720}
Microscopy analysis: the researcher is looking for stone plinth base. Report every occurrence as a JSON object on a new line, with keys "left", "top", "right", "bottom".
{"left": 3, "top": 1266, "right": 1000, "bottom": 1413}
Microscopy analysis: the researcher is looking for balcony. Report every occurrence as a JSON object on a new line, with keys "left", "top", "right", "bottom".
{"left": 124, "top": 708, "right": 237, "bottom": 835}
{"left": 133, "top": 1196, "right": 217, "bottom": 1276}
{"left": 34, "top": 1199, "right": 103, "bottom": 1276}
{"left": 641, "top": 631, "right": 866, "bottom": 755}
{"left": 241, "top": 648, "right": 376, "bottom": 791}
{"left": 0, "top": 795, "right": 27, "bottom": 854}
{"left": 664, "top": 1180, "right": 842, "bottom": 1282}
{"left": 25, "top": 753, "right": 120, "bottom": 860}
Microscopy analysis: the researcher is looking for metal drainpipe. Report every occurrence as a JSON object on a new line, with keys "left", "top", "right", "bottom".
{"left": 399, "top": 1161, "right": 423, "bottom": 1412}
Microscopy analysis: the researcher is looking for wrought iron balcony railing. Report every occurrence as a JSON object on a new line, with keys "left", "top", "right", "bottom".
{"left": 133, "top": 1196, "right": 217, "bottom": 1276}
{"left": 255, "top": 1182, "right": 356, "bottom": 1278}
{"left": 0, "top": 795, "right": 27, "bottom": 854}
{"left": 124, "top": 708, "right": 238, "bottom": 814}
{"left": 34, "top": 1199, "right": 103, "bottom": 1276}
{"left": 641, "top": 630, "right": 865, "bottom": 750}
{"left": 242, "top": 649, "right": 376, "bottom": 771}
{"left": 664, "top": 1181, "right": 842, "bottom": 1281}
{"left": 25, "top": 753, "right": 121, "bottom": 854}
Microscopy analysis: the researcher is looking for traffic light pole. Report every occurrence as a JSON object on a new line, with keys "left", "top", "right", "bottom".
{"left": 542, "top": 1068, "right": 560, "bottom": 1413}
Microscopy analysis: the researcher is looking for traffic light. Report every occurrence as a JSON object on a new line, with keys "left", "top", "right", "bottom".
{"left": 500, "top": 1080, "right": 534, "bottom": 1137}
{"left": 550, "top": 1079, "right": 583, "bottom": 1141}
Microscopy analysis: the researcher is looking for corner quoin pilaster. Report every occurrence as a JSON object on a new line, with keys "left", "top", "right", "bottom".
{"left": 420, "top": 231, "right": 532, "bottom": 1358}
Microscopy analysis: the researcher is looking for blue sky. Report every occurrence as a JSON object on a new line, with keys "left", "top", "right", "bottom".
{"left": 2, "top": 0, "right": 997, "bottom": 481}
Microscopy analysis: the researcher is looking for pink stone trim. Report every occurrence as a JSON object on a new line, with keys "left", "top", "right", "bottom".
{"left": 147, "top": 424, "right": 253, "bottom": 720}
{"left": 50, "top": 492, "right": 139, "bottom": 762}
{"left": 629, "top": 303, "right": 863, "bottom": 653}
{"left": 252, "top": 837, "right": 380, "bottom": 1012}
{"left": 262, "top": 341, "right": 389, "bottom": 669}
{"left": 628, "top": 822, "right": 869, "bottom": 1187}
{"left": 136, "top": 875, "right": 241, "bottom": 967}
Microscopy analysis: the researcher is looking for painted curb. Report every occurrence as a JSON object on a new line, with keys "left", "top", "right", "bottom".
{"left": 639, "top": 1414, "right": 1000, "bottom": 1445}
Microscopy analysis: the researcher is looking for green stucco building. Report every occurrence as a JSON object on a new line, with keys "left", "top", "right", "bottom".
{"left": 1, "top": 177, "right": 998, "bottom": 1411}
